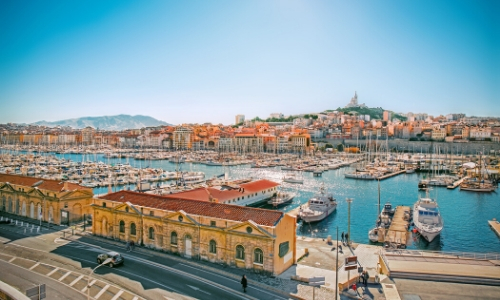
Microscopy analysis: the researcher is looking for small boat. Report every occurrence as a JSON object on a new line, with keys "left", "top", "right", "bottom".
{"left": 298, "top": 186, "right": 337, "bottom": 223}
{"left": 283, "top": 174, "right": 303, "bottom": 184}
{"left": 268, "top": 191, "right": 295, "bottom": 208}
{"left": 368, "top": 202, "right": 395, "bottom": 243}
{"left": 405, "top": 167, "right": 415, "bottom": 174}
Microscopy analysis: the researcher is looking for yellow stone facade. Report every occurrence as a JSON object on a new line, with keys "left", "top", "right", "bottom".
{"left": 0, "top": 176, "right": 93, "bottom": 225}
{"left": 92, "top": 197, "right": 297, "bottom": 275}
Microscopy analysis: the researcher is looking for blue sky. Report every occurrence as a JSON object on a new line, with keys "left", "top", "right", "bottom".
{"left": 0, "top": 0, "right": 498, "bottom": 125}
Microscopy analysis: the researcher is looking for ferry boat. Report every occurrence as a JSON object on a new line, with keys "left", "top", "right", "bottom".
{"left": 298, "top": 186, "right": 337, "bottom": 223}
{"left": 412, "top": 193, "right": 443, "bottom": 242}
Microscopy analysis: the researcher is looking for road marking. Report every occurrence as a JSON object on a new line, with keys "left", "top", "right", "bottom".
{"left": 111, "top": 290, "right": 124, "bottom": 300}
{"left": 58, "top": 270, "right": 72, "bottom": 281}
{"left": 187, "top": 284, "right": 211, "bottom": 295}
{"left": 35, "top": 237, "right": 46, "bottom": 240}
{"left": 29, "top": 262, "right": 40, "bottom": 270}
{"left": 82, "top": 279, "right": 96, "bottom": 292}
{"left": 54, "top": 238, "right": 70, "bottom": 245}
{"left": 8, "top": 257, "right": 15, "bottom": 263}
{"left": 47, "top": 267, "right": 60, "bottom": 276}
{"left": 94, "top": 284, "right": 109, "bottom": 299}
{"left": 70, "top": 274, "right": 84, "bottom": 287}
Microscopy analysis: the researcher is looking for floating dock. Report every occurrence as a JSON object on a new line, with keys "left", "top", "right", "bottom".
{"left": 385, "top": 206, "right": 412, "bottom": 247}
{"left": 447, "top": 176, "right": 469, "bottom": 189}
{"left": 488, "top": 218, "right": 500, "bottom": 237}
{"left": 377, "top": 169, "right": 406, "bottom": 180}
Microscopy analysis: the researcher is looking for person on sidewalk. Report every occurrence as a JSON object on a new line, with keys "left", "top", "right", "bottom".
{"left": 363, "top": 271, "right": 369, "bottom": 286}
{"left": 341, "top": 232, "right": 345, "bottom": 243}
{"left": 345, "top": 233, "right": 349, "bottom": 244}
{"left": 241, "top": 274, "right": 248, "bottom": 293}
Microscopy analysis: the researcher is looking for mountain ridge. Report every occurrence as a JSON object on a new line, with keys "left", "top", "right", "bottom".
{"left": 33, "top": 114, "right": 169, "bottom": 130}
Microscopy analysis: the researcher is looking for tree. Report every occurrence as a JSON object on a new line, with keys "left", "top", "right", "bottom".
{"left": 337, "top": 143, "right": 344, "bottom": 152}
{"left": 325, "top": 143, "right": 333, "bottom": 149}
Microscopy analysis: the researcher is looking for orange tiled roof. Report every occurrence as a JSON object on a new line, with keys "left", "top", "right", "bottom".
{"left": 99, "top": 190, "right": 284, "bottom": 226}
{"left": 163, "top": 179, "right": 279, "bottom": 203}
{"left": 0, "top": 174, "right": 91, "bottom": 192}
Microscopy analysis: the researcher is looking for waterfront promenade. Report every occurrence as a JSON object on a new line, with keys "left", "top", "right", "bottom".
{"left": 1, "top": 213, "right": 500, "bottom": 300}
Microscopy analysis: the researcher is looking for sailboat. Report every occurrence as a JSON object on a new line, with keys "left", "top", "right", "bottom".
{"left": 460, "top": 152, "right": 497, "bottom": 192}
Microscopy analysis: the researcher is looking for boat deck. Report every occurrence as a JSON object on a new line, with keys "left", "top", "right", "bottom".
{"left": 385, "top": 206, "right": 411, "bottom": 247}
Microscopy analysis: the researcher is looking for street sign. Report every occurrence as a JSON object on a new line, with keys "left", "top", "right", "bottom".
{"left": 344, "top": 264, "right": 358, "bottom": 271}
{"left": 345, "top": 256, "right": 357, "bottom": 265}
{"left": 309, "top": 281, "right": 325, "bottom": 286}
{"left": 26, "top": 284, "right": 46, "bottom": 300}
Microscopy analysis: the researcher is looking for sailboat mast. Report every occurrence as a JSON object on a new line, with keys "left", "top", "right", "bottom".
{"left": 378, "top": 179, "right": 381, "bottom": 215}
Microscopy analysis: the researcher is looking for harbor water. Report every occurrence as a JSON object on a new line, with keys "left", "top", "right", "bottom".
{"left": 5, "top": 151, "right": 500, "bottom": 253}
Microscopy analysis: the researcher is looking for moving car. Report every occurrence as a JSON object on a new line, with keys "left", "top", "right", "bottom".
{"left": 96, "top": 251, "right": 124, "bottom": 268}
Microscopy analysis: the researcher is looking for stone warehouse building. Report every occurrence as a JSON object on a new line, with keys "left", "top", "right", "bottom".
{"left": 93, "top": 191, "right": 297, "bottom": 275}
{"left": 0, "top": 174, "right": 93, "bottom": 225}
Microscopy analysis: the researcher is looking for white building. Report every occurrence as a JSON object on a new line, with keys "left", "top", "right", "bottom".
{"left": 235, "top": 114, "right": 245, "bottom": 125}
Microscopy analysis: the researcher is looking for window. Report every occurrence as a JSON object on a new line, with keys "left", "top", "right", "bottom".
{"left": 171, "top": 232, "right": 178, "bottom": 245}
{"left": 246, "top": 226, "right": 253, "bottom": 234}
{"left": 130, "top": 223, "right": 136, "bottom": 235}
{"left": 178, "top": 215, "right": 183, "bottom": 222}
{"left": 279, "top": 241, "right": 289, "bottom": 257}
{"left": 254, "top": 248, "right": 263, "bottom": 264}
{"left": 149, "top": 227, "right": 154, "bottom": 240}
{"left": 125, "top": 207, "right": 129, "bottom": 213}
{"left": 149, "top": 211, "right": 154, "bottom": 216}
{"left": 119, "top": 220, "right": 125, "bottom": 233}
{"left": 236, "top": 245, "right": 245, "bottom": 260}
{"left": 209, "top": 240, "right": 217, "bottom": 254}
{"left": 210, "top": 221, "right": 216, "bottom": 227}
{"left": 64, "top": 202, "right": 68, "bottom": 208}
{"left": 102, "top": 202, "right": 106, "bottom": 208}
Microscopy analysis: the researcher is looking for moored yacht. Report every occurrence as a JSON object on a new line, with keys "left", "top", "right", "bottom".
{"left": 413, "top": 194, "right": 443, "bottom": 242}
{"left": 298, "top": 186, "right": 337, "bottom": 223}
{"left": 368, "top": 202, "right": 395, "bottom": 243}
{"left": 267, "top": 191, "right": 295, "bottom": 208}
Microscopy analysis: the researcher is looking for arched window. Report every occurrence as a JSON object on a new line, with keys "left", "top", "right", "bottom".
{"left": 149, "top": 227, "right": 155, "bottom": 240}
{"left": 209, "top": 240, "right": 217, "bottom": 254}
{"left": 236, "top": 245, "right": 245, "bottom": 260}
{"left": 254, "top": 248, "right": 263, "bottom": 264}
{"left": 119, "top": 220, "right": 125, "bottom": 233}
{"left": 171, "top": 232, "right": 178, "bottom": 245}
{"left": 130, "top": 223, "right": 136, "bottom": 235}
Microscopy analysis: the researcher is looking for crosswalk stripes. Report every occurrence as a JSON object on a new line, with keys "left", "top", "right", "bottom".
{"left": 47, "top": 267, "right": 60, "bottom": 276}
{"left": 29, "top": 262, "right": 40, "bottom": 270}
{"left": 58, "top": 271, "right": 72, "bottom": 281}
{"left": 110, "top": 290, "right": 124, "bottom": 300}
{"left": 69, "top": 274, "right": 84, "bottom": 287}
{"left": 94, "top": 284, "right": 110, "bottom": 299}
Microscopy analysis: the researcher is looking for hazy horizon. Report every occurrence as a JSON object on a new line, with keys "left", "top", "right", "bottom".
{"left": 1, "top": 1, "right": 498, "bottom": 125}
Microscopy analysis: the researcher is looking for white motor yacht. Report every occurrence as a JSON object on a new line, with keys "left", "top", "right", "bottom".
{"left": 268, "top": 191, "right": 295, "bottom": 208}
{"left": 413, "top": 195, "right": 443, "bottom": 242}
{"left": 298, "top": 187, "right": 337, "bottom": 223}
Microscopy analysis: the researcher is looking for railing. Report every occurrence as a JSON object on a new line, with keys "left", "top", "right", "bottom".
{"left": 383, "top": 248, "right": 500, "bottom": 261}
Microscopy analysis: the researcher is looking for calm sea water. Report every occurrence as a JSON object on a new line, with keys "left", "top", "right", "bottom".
{"left": 7, "top": 151, "right": 500, "bottom": 253}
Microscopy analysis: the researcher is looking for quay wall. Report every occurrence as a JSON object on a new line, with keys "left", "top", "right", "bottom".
{"left": 319, "top": 138, "right": 500, "bottom": 155}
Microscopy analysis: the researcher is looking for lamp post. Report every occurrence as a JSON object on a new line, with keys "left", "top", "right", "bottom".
{"left": 346, "top": 198, "right": 353, "bottom": 245}
{"left": 87, "top": 258, "right": 112, "bottom": 300}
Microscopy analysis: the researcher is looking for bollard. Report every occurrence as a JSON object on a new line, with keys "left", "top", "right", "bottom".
{"left": 0, "top": 216, "right": 3, "bottom": 221}
{"left": 24, "top": 228, "right": 27, "bottom": 234}
{"left": 20, "top": 222, "right": 23, "bottom": 226}
{"left": 37, "top": 227, "right": 40, "bottom": 233}
{"left": 26, "top": 223, "right": 29, "bottom": 227}
{"left": 30, "top": 228, "right": 33, "bottom": 233}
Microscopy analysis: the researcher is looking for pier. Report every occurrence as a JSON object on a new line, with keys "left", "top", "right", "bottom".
{"left": 447, "top": 176, "right": 469, "bottom": 189}
{"left": 488, "top": 218, "right": 500, "bottom": 237}
{"left": 377, "top": 169, "right": 406, "bottom": 180}
{"left": 385, "top": 206, "right": 412, "bottom": 248}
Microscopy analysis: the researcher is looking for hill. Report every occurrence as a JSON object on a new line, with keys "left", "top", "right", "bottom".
{"left": 33, "top": 115, "right": 169, "bottom": 130}
{"left": 324, "top": 107, "right": 407, "bottom": 121}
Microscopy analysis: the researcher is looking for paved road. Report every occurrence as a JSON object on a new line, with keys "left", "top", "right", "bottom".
{"left": 0, "top": 223, "right": 287, "bottom": 300}
{"left": 0, "top": 259, "right": 87, "bottom": 300}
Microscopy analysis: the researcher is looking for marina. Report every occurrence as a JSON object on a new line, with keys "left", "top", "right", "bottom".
{"left": 1, "top": 147, "right": 500, "bottom": 253}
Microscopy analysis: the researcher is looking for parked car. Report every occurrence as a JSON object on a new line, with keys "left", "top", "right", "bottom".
{"left": 97, "top": 251, "right": 124, "bottom": 268}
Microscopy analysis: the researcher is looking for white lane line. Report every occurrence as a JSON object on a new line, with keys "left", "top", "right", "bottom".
{"left": 29, "top": 262, "right": 40, "bottom": 270}
{"left": 8, "top": 257, "right": 15, "bottom": 263}
{"left": 47, "top": 267, "right": 60, "bottom": 276}
{"left": 69, "top": 274, "right": 84, "bottom": 287}
{"left": 110, "top": 290, "right": 124, "bottom": 300}
{"left": 81, "top": 279, "right": 96, "bottom": 292}
{"left": 94, "top": 284, "right": 109, "bottom": 299}
{"left": 58, "top": 270, "right": 72, "bottom": 281}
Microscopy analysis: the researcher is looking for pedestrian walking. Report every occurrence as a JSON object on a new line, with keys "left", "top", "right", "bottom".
{"left": 363, "top": 271, "right": 369, "bottom": 286}
{"left": 345, "top": 232, "right": 349, "bottom": 243}
{"left": 130, "top": 240, "right": 135, "bottom": 251}
{"left": 125, "top": 241, "right": 130, "bottom": 252}
{"left": 241, "top": 274, "right": 248, "bottom": 293}
{"left": 341, "top": 231, "right": 345, "bottom": 243}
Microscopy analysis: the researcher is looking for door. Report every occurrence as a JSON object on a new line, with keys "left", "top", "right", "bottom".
{"left": 185, "top": 236, "right": 192, "bottom": 258}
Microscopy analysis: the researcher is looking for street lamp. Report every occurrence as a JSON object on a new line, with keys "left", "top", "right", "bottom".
{"left": 346, "top": 198, "right": 353, "bottom": 245}
{"left": 87, "top": 258, "right": 112, "bottom": 300}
